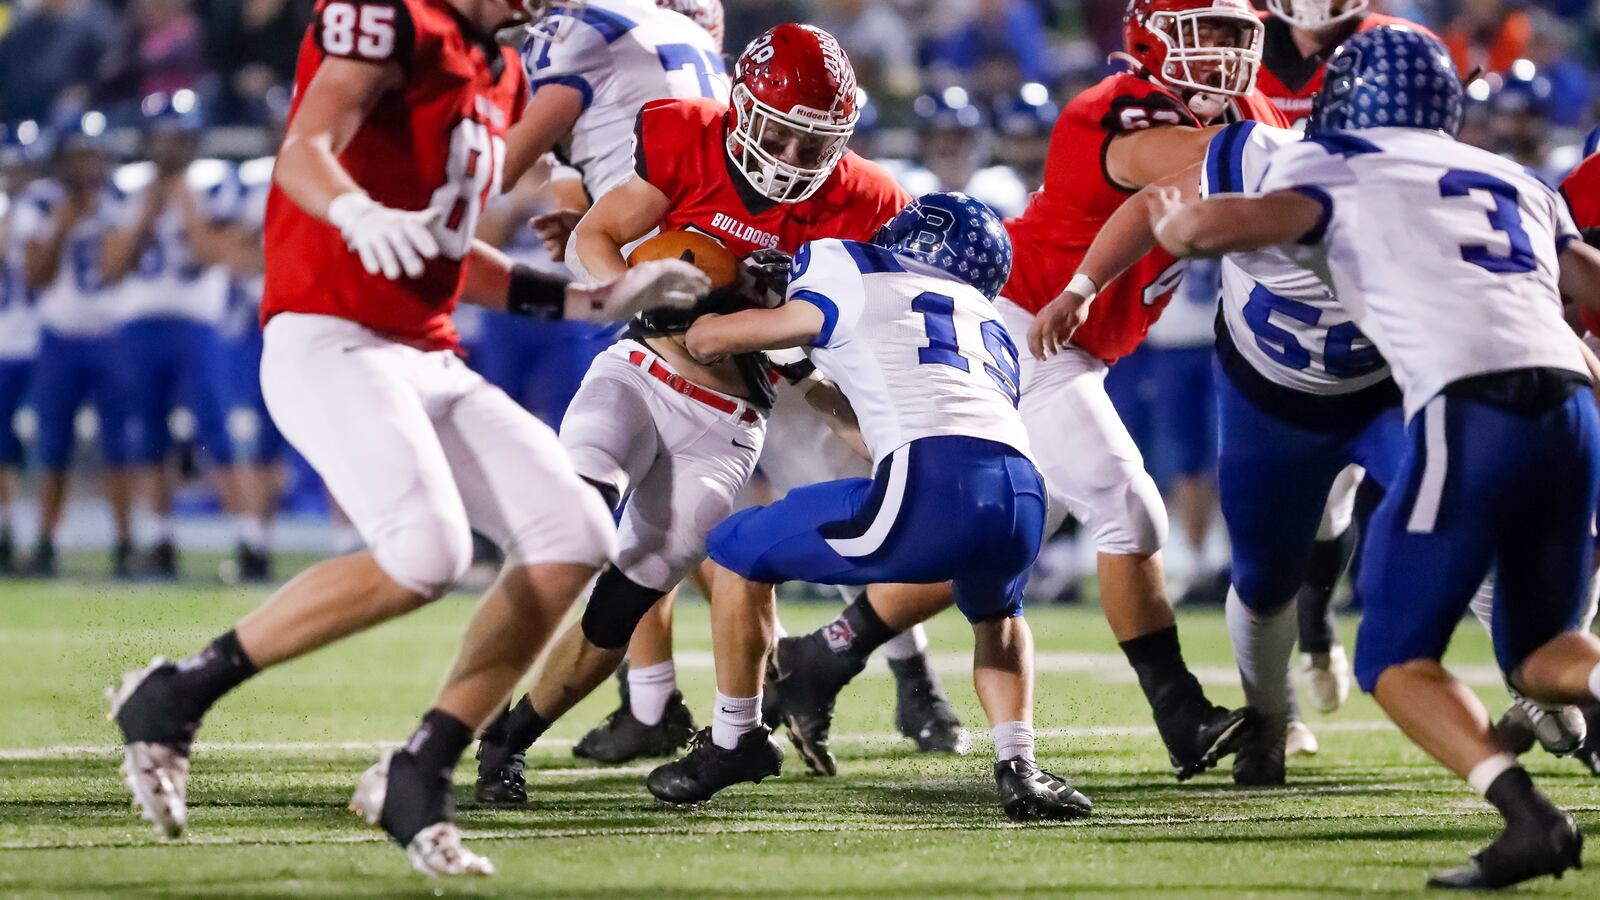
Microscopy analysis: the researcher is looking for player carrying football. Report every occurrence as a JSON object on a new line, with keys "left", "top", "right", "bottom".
{"left": 107, "top": 0, "right": 706, "bottom": 877}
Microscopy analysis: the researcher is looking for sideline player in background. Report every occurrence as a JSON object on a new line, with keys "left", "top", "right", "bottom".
{"left": 0, "top": 123, "right": 42, "bottom": 573}
{"left": 471, "top": 23, "right": 935, "bottom": 803}
{"left": 109, "top": 0, "right": 706, "bottom": 877}
{"left": 15, "top": 116, "right": 137, "bottom": 578}
{"left": 655, "top": 194, "right": 1094, "bottom": 824}
{"left": 1153, "top": 27, "right": 1600, "bottom": 889}
{"left": 102, "top": 93, "right": 257, "bottom": 579}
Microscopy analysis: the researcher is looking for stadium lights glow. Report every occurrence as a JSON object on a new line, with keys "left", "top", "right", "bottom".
{"left": 81, "top": 111, "right": 106, "bottom": 137}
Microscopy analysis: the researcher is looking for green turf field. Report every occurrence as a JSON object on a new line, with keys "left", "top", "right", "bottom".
{"left": 1, "top": 580, "right": 1596, "bottom": 898}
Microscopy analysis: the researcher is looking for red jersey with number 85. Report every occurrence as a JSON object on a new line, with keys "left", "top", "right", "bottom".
{"left": 1001, "top": 72, "right": 1285, "bottom": 363}
{"left": 261, "top": 0, "right": 526, "bottom": 351}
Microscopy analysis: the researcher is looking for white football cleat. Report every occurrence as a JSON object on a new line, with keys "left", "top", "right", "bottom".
{"left": 350, "top": 751, "right": 495, "bottom": 878}
{"left": 108, "top": 658, "right": 190, "bottom": 839}
{"left": 1285, "top": 719, "right": 1320, "bottom": 758}
{"left": 1301, "top": 645, "right": 1351, "bottom": 714}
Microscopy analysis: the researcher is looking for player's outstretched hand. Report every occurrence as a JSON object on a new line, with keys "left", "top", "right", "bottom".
{"left": 532, "top": 210, "right": 584, "bottom": 261}
{"left": 1149, "top": 185, "right": 1191, "bottom": 257}
{"left": 570, "top": 259, "right": 711, "bottom": 322}
{"left": 327, "top": 193, "right": 442, "bottom": 281}
{"left": 1028, "top": 289, "right": 1093, "bottom": 361}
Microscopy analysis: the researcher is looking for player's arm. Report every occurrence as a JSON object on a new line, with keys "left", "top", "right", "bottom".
{"left": 684, "top": 303, "right": 827, "bottom": 363}
{"left": 23, "top": 199, "right": 82, "bottom": 290}
{"left": 1030, "top": 161, "right": 1203, "bottom": 359}
{"left": 172, "top": 186, "right": 250, "bottom": 269}
{"left": 798, "top": 377, "right": 870, "bottom": 461}
{"left": 567, "top": 175, "right": 669, "bottom": 281}
{"left": 460, "top": 237, "right": 709, "bottom": 322}
{"left": 501, "top": 85, "right": 586, "bottom": 187}
{"left": 1104, "top": 125, "right": 1221, "bottom": 191}
{"left": 1558, "top": 240, "right": 1600, "bottom": 314}
{"left": 1152, "top": 188, "right": 1326, "bottom": 257}
{"left": 101, "top": 185, "right": 167, "bottom": 283}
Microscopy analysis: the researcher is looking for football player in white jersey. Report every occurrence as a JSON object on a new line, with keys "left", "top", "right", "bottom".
{"left": 101, "top": 92, "right": 257, "bottom": 579}
{"left": 648, "top": 192, "right": 1094, "bottom": 822}
{"left": 1151, "top": 27, "right": 1600, "bottom": 889}
{"left": 1037, "top": 118, "right": 1406, "bottom": 784}
{"left": 0, "top": 122, "right": 43, "bottom": 573}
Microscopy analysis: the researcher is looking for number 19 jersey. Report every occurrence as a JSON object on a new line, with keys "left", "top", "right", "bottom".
{"left": 262, "top": 0, "right": 527, "bottom": 352}
{"left": 522, "top": 0, "right": 727, "bottom": 200}
{"left": 787, "top": 239, "right": 1031, "bottom": 465}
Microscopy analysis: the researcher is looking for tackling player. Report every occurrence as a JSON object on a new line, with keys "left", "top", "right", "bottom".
{"left": 655, "top": 193, "right": 1093, "bottom": 823}
{"left": 107, "top": 0, "right": 706, "bottom": 877}
{"left": 471, "top": 23, "right": 943, "bottom": 804}
{"left": 1152, "top": 27, "right": 1600, "bottom": 889}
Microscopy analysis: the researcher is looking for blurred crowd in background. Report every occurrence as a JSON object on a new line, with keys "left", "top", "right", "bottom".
{"left": 3, "top": 0, "right": 1600, "bottom": 594}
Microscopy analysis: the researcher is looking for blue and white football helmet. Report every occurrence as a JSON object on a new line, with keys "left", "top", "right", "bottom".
{"left": 1309, "top": 26, "right": 1464, "bottom": 137}
{"left": 873, "top": 192, "right": 1013, "bottom": 302}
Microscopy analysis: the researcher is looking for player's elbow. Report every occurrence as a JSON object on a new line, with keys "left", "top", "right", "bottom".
{"left": 684, "top": 322, "right": 730, "bottom": 362}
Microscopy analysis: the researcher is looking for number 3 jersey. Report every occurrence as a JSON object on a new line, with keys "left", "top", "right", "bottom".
{"left": 787, "top": 239, "right": 1031, "bottom": 465}
{"left": 1206, "top": 122, "right": 1390, "bottom": 398}
{"left": 262, "top": 0, "right": 527, "bottom": 352}
{"left": 1262, "top": 128, "right": 1587, "bottom": 420}
{"left": 522, "top": 0, "right": 727, "bottom": 200}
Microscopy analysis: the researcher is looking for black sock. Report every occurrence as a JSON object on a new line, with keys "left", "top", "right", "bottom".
{"left": 819, "top": 595, "right": 897, "bottom": 665}
{"left": 1120, "top": 625, "right": 1210, "bottom": 725}
{"left": 1296, "top": 530, "right": 1354, "bottom": 654}
{"left": 1484, "top": 766, "right": 1560, "bottom": 825}
{"left": 496, "top": 696, "right": 553, "bottom": 752}
{"left": 404, "top": 709, "right": 475, "bottom": 780}
{"left": 382, "top": 710, "right": 473, "bottom": 845}
{"left": 172, "top": 630, "right": 258, "bottom": 718}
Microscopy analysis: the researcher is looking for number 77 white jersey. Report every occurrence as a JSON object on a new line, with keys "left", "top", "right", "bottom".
{"left": 523, "top": 0, "right": 728, "bottom": 200}
{"left": 1261, "top": 127, "right": 1588, "bottom": 420}
{"left": 786, "top": 239, "right": 1032, "bottom": 466}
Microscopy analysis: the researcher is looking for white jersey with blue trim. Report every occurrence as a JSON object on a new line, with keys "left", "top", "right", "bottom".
{"left": 113, "top": 159, "right": 239, "bottom": 325}
{"left": 0, "top": 190, "right": 42, "bottom": 359}
{"left": 1207, "top": 122, "right": 1390, "bottom": 395}
{"left": 219, "top": 156, "right": 274, "bottom": 341}
{"left": 8, "top": 178, "right": 129, "bottom": 339}
{"left": 523, "top": 0, "right": 727, "bottom": 199}
{"left": 1260, "top": 127, "right": 1587, "bottom": 420}
{"left": 787, "top": 238, "right": 1031, "bottom": 465}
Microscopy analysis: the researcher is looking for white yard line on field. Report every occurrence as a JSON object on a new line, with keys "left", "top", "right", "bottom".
{"left": 0, "top": 721, "right": 1402, "bottom": 761}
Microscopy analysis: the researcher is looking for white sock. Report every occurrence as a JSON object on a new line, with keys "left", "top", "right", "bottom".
{"left": 711, "top": 692, "right": 760, "bottom": 751}
{"left": 1225, "top": 587, "right": 1297, "bottom": 723}
{"left": 627, "top": 660, "right": 677, "bottom": 726}
{"left": 992, "top": 720, "right": 1036, "bottom": 763}
{"left": 234, "top": 515, "right": 268, "bottom": 552}
{"left": 883, "top": 624, "right": 929, "bottom": 661}
{"left": 1468, "top": 576, "right": 1495, "bottom": 635}
{"left": 1588, "top": 661, "right": 1600, "bottom": 705}
{"left": 1467, "top": 753, "right": 1519, "bottom": 796}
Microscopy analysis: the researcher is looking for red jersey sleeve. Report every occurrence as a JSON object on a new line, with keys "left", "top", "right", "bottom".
{"left": 1561, "top": 157, "right": 1600, "bottom": 336}
{"left": 826, "top": 154, "right": 912, "bottom": 242}
{"left": 312, "top": 0, "right": 416, "bottom": 66}
{"left": 633, "top": 98, "right": 717, "bottom": 203}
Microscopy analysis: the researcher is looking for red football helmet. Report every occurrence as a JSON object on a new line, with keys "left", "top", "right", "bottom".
{"left": 727, "top": 24, "right": 860, "bottom": 203}
{"left": 1266, "top": 0, "right": 1368, "bottom": 31}
{"left": 658, "top": 0, "right": 725, "bottom": 51}
{"left": 1124, "top": 0, "right": 1263, "bottom": 97}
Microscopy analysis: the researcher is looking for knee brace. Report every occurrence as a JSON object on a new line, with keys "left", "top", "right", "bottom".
{"left": 370, "top": 513, "right": 473, "bottom": 601}
{"left": 580, "top": 564, "right": 669, "bottom": 650}
{"left": 1089, "top": 472, "right": 1168, "bottom": 557}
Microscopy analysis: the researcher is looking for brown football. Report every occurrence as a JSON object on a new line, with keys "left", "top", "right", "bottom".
{"left": 626, "top": 230, "right": 739, "bottom": 292}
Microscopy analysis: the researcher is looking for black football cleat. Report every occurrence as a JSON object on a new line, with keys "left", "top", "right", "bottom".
{"left": 768, "top": 634, "right": 865, "bottom": 776}
{"left": 572, "top": 690, "right": 696, "bottom": 764}
{"left": 1165, "top": 704, "right": 1255, "bottom": 781}
{"left": 147, "top": 540, "right": 179, "bottom": 580}
{"left": 646, "top": 727, "right": 782, "bottom": 805}
{"left": 1232, "top": 716, "right": 1287, "bottom": 787}
{"left": 0, "top": 527, "right": 14, "bottom": 575}
{"left": 1575, "top": 708, "right": 1600, "bottom": 777}
{"left": 1428, "top": 811, "right": 1582, "bottom": 890}
{"left": 108, "top": 658, "right": 198, "bottom": 838}
{"left": 237, "top": 544, "right": 273, "bottom": 583}
{"left": 473, "top": 739, "right": 527, "bottom": 806}
{"left": 26, "top": 539, "right": 57, "bottom": 578}
{"left": 995, "top": 758, "right": 1093, "bottom": 822}
{"left": 113, "top": 540, "right": 136, "bottom": 580}
{"left": 890, "top": 654, "right": 970, "bottom": 754}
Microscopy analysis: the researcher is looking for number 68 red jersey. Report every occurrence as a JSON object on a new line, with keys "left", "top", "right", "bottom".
{"left": 262, "top": 0, "right": 527, "bottom": 352}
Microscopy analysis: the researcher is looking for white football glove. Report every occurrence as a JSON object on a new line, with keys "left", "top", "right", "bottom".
{"left": 565, "top": 259, "right": 711, "bottom": 322}
{"left": 326, "top": 192, "right": 442, "bottom": 281}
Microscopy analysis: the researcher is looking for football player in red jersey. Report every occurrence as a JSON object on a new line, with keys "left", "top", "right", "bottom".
{"left": 1254, "top": 2, "right": 1433, "bottom": 125}
{"left": 470, "top": 22, "right": 946, "bottom": 805}
{"left": 107, "top": 0, "right": 708, "bottom": 876}
{"left": 1001, "top": 0, "right": 1287, "bottom": 781}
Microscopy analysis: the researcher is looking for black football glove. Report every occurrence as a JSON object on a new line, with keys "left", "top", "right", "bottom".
{"left": 738, "top": 249, "right": 793, "bottom": 309}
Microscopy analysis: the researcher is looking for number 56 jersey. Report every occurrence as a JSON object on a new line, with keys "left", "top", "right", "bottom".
{"left": 262, "top": 0, "right": 527, "bottom": 352}
{"left": 787, "top": 239, "right": 1031, "bottom": 465}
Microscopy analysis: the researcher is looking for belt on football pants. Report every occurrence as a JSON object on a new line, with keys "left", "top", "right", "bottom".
{"left": 628, "top": 350, "right": 761, "bottom": 424}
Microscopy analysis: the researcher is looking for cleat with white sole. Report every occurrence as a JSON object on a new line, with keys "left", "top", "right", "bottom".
{"left": 1301, "top": 646, "right": 1351, "bottom": 715}
{"left": 1498, "top": 695, "right": 1587, "bottom": 758}
{"left": 351, "top": 750, "right": 494, "bottom": 877}
{"left": 108, "top": 658, "right": 191, "bottom": 839}
{"left": 1285, "top": 719, "right": 1320, "bottom": 758}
